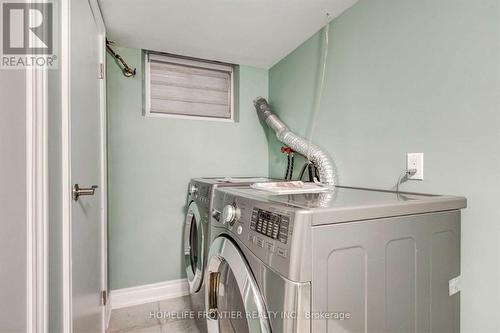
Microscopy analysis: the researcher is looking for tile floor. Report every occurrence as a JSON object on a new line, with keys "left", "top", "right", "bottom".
{"left": 107, "top": 295, "right": 205, "bottom": 333}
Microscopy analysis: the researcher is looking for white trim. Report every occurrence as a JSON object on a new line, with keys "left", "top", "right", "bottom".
{"left": 26, "top": 0, "right": 50, "bottom": 328}
{"left": 110, "top": 279, "right": 190, "bottom": 310}
{"left": 143, "top": 51, "right": 235, "bottom": 123}
{"left": 60, "top": 0, "right": 72, "bottom": 331}
{"left": 144, "top": 112, "right": 235, "bottom": 123}
{"left": 25, "top": 6, "right": 49, "bottom": 333}
{"left": 26, "top": 62, "right": 49, "bottom": 333}
{"left": 148, "top": 53, "right": 233, "bottom": 72}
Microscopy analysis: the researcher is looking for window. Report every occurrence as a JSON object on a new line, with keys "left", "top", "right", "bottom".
{"left": 144, "top": 52, "right": 234, "bottom": 121}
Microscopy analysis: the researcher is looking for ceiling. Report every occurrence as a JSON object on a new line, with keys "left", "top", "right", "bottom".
{"left": 98, "top": 0, "right": 357, "bottom": 68}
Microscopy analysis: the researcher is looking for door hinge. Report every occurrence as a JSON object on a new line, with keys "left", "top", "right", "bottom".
{"left": 99, "top": 63, "right": 104, "bottom": 79}
{"left": 100, "top": 290, "right": 107, "bottom": 306}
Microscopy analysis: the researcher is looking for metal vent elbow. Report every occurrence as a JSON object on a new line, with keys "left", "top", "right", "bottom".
{"left": 254, "top": 97, "right": 336, "bottom": 186}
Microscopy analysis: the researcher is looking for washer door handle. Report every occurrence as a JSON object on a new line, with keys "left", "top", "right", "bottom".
{"left": 208, "top": 271, "right": 220, "bottom": 320}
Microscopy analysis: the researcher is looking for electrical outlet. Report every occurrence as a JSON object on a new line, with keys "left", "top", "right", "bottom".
{"left": 407, "top": 153, "right": 424, "bottom": 180}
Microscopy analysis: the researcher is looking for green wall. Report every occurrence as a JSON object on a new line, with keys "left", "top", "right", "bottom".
{"left": 268, "top": 0, "right": 500, "bottom": 331}
{"left": 107, "top": 47, "right": 269, "bottom": 289}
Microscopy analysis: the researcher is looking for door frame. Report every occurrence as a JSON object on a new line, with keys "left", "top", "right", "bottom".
{"left": 88, "top": 0, "right": 110, "bottom": 329}
{"left": 26, "top": 40, "right": 48, "bottom": 333}
{"left": 60, "top": 0, "right": 108, "bottom": 332}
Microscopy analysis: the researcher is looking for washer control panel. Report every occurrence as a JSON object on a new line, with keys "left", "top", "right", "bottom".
{"left": 250, "top": 208, "right": 289, "bottom": 244}
{"left": 189, "top": 182, "right": 210, "bottom": 206}
{"left": 213, "top": 187, "right": 305, "bottom": 281}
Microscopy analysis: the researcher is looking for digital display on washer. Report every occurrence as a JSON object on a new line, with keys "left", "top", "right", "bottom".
{"left": 250, "top": 208, "right": 289, "bottom": 244}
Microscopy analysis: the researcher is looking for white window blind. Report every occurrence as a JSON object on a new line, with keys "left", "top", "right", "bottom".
{"left": 145, "top": 53, "right": 233, "bottom": 120}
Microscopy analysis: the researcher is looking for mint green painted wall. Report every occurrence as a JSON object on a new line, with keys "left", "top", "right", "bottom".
{"left": 107, "top": 47, "right": 269, "bottom": 289}
{"left": 269, "top": 1, "right": 500, "bottom": 331}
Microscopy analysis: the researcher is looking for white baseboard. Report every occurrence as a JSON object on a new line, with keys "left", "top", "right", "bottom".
{"left": 110, "top": 279, "right": 190, "bottom": 309}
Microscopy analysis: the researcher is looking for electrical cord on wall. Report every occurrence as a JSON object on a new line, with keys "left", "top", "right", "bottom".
{"left": 288, "top": 153, "right": 295, "bottom": 180}
{"left": 308, "top": 164, "right": 314, "bottom": 182}
{"left": 285, "top": 154, "right": 291, "bottom": 180}
{"left": 306, "top": 18, "right": 330, "bottom": 163}
{"left": 298, "top": 162, "right": 309, "bottom": 181}
{"left": 314, "top": 165, "right": 320, "bottom": 182}
{"left": 396, "top": 168, "right": 417, "bottom": 193}
{"left": 282, "top": 147, "right": 295, "bottom": 180}
{"left": 297, "top": 161, "right": 321, "bottom": 183}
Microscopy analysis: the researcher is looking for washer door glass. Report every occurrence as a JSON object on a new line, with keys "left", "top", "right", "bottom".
{"left": 206, "top": 236, "right": 271, "bottom": 333}
{"left": 183, "top": 201, "right": 204, "bottom": 293}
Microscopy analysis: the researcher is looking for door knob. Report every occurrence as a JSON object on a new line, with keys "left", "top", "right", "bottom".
{"left": 73, "top": 184, "right": 98, "bottom": 201}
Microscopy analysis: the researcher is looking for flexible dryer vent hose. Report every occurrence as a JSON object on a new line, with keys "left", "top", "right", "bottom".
{"left": 253, "top": 97, "right": 336, "bottom": 186}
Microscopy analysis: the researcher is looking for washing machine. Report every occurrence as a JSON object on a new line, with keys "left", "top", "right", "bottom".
{"left": 206, "top": 186, "right": 466, "bottom": 333}
{"left": 182, "top": 177, "right": 275, "bottom": 330}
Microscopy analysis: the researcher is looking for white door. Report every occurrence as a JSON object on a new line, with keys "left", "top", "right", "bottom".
{"left": 70, "top": 0, "right": 104, "bottom": 332}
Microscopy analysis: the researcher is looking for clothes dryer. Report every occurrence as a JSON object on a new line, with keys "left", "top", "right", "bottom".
{"left": 206, "top": 186, "right": 466, "bottom": 332}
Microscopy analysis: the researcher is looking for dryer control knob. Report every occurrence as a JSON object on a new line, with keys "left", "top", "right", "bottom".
{"left": 222, "top": 204, "right": 239, "bottom": 225}
{"left": 189, "top": 184, "right": 198, "bottom": 196}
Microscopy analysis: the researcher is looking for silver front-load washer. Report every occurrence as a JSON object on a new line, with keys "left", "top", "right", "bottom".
{"left": 206, "top": 187, "right": 310, "bottom": 333}
{"left": 206, "top": 186, "right": 466, "bottom": 333}
{"left": 182, "top": 177, "right": 275, "bottom": 332}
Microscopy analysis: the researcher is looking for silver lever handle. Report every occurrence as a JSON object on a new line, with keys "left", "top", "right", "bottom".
{"left": 73, "top": 184, "right": 98, "bottom": 201}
